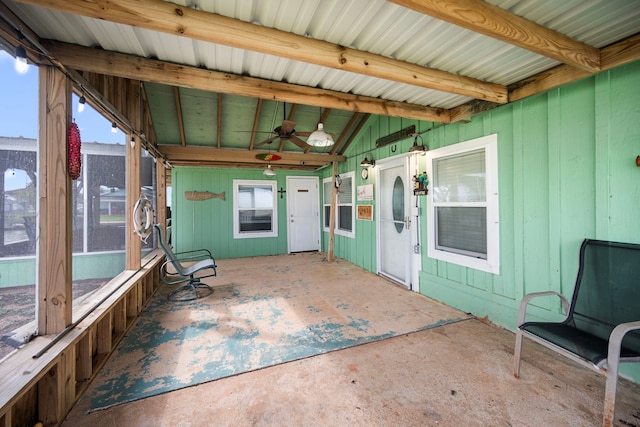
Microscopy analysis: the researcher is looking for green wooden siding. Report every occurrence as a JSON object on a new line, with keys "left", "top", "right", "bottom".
{"left": 170, "top": 61, "right": 639, "bottom": 339}
{"left": 322, "top": 62, "right": 638, "bottom": 333}
{"left": 171, "top": 167, "right": 317, "bottom": 258}
{"left": 0, "top": 252, "right": 125, "bottom": 288}
{"left": 168, "top": 61, "right": 640, "bottom": 381}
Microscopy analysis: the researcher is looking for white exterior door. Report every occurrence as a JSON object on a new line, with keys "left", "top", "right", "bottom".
{"left": 287, "top": 176, "right": 320, "bottom": 253}
{"left": 377, "top": 156, "right": 415, "bottom": 288}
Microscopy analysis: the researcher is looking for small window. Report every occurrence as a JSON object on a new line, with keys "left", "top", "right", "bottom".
{"left": 233, "top": 180, "right": 277, "bottom": 238}
{"left": 426, "top": 134, "right": 499, "bottom": 274}
{"left": 323, "top": 172, "right": 354, "bottom": 238}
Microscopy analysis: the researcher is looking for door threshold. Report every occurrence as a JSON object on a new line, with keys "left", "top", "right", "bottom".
{"left": 378, "top": 272, "right": 410, "bottom": 290}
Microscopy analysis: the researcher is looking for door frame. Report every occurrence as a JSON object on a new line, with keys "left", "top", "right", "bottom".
{"left": 375, "top": 153, "right": 421, "bottom": 291}
{"left": 286, "top": 175, "right": 321, "bottom": 253}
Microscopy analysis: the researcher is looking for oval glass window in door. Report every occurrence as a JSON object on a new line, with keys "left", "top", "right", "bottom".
{"left": 392, "top": 176, "right": 404, "bottom": 233}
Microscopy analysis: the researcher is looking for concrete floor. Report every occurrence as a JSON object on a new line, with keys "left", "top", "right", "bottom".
{"left": 62, "top": 254, "right": 640, "bottom": 427}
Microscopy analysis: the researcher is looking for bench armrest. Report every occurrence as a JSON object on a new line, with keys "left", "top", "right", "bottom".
{"left": 517, "top": 291, "right": 570, "bottom": 327}
{"left": 608, "top": 321, "right": 640, "bottom": 359}
{"left": 173, "top": 248, "right": 214, "bottom": 260}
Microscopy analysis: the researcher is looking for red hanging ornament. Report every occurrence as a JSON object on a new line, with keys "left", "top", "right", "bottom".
{"left": 68, "top": 121, "right": 82, "bottom": 180}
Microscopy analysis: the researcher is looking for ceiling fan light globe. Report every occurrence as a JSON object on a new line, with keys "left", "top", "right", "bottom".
{"left": 306, "top": 123, "right": 334, "bottom": 147}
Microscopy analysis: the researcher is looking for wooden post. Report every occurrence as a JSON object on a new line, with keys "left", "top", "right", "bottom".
{"left": 327, "top": 161, "right": 338, "bottom": 262}
{"left": 156, "top": 160, "right": 167, "bottom": 231}
{"left": 38, "top": 65, "right": 72, "bottom": 334}
{"left": 126, "top": 81, "right": 141, "bottom": 270}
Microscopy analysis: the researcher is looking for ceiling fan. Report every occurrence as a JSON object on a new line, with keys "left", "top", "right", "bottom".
{"left": 256, "top": 120, "right": 311, "bottom": 149}
{"left": 255, "top": 119, "right": 312, "bottom": 150}
{"left": 249, "top": 102, "right": 313, "bottom": 149}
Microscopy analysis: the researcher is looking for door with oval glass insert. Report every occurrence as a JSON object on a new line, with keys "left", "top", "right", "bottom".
{"left": 377, "top": 158, "right": 411, "bottom": 286}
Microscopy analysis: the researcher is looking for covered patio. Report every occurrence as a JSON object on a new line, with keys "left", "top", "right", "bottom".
{"left": 1, "top": 1, "right": 639, "bottom": 426}
{"left": 61, "top": 253, "right": 640, "bottom": 427}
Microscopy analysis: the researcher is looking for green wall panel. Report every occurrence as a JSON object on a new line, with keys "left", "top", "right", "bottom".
{"left": 421, "top": 62, "right": 640, "bottom": 333}
{"left": 172, "top": 167, "right": 317, "bottom": 259}
{"left": 72, "top": 252, "right": 126, "bottom": 280}
{"left": 322, "top": 61, "right": 640, "bottom": 337}
{"left": 171, "top": 61, "right": 640, "bottom": 349}
{"left": 169, "top": 61, "right": 640, "bottom": 382}
{"left": 0, "top": 258, "right": 35, "bottom": 288}
{"left": 0, "top": 252, "right": 126, "bottom": 288}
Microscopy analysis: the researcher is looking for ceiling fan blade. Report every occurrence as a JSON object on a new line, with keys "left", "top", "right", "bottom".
{"left": 290, "top": 135, "right": 309, "bottom": 150}
{"left": 256, "top": 136, "right": 279, "bottom": 146}
{"left": 234, "top": 130, "right": 276, "bottom": 134}
{"left": 295, "top": 131, "right": 312, "bottom": 137}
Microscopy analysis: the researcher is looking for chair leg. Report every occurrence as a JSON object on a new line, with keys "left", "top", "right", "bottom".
{"left": 513, "top": 328, "right": 524, "bottom": 379}
{"left": 168, "top": 277, "right": 213, "bottom": 302}
{"left": 602, "top": 357, "right": 619, "bottom": 427}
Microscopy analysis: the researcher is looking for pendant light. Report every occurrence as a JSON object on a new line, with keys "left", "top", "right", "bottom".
{"left": 263, "top": 141, "right": 276, "bottom": 176}
{"left": 14, "top": 31, "right": 28, "bottom": 74}
{"left": 307, "top": 107, "right": 334, "bottom": 147}
{"left": 14, "top": 45, "right": 28, "bottom": 74}
{"left": 78, "top": 94, "right": 86, "bottom": 113}
{"left": 307, "top": 123, "right": 334, "bottom": 147}
{"left": 360, "top": 156, "right": 375, "bottom": 167}
{"left": 408, "top": 133, "right": 427, "bottom": 154}
{"left": 263, "top": 164, "right": 276, "bottom": 176}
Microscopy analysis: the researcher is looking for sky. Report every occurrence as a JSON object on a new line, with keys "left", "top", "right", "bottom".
{"left": 0, "top": 50, "right": 171, "bottom": 203}
{"left": 0, "top": 50, "right": 126, "bottom": 144}
{"left": 1, "top": 50, "right": 127, "bottom": 190}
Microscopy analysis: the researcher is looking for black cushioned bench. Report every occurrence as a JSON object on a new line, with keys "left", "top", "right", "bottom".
{"left": 514, "top": 239, "right": 640, "bottom": 427}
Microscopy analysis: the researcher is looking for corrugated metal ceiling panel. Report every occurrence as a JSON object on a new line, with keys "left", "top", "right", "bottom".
{"left": 4, "top": 0, "right": 639, "bottom": 159}
{"left": 8, "top": 0, "right": 640, "bottom": 106}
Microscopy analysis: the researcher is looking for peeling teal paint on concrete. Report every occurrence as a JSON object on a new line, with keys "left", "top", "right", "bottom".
{"left": 86, "top": 279, "right": 471, "bottom": 412}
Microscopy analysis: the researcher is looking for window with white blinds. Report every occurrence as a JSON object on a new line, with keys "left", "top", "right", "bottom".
{"left": 433, "top": 149, "right": 487, "bottom": 259}
{"left": 426, "top": 134, "right": 500, "bottom": 274}
{"left": 433, "top": 149, "right": 485, "bottom": 203}
{"left": 323, "top": 173, "right": 355, "bottom": 238}
{"left": 233, "top": 180, "right": 277, "bottom": 238}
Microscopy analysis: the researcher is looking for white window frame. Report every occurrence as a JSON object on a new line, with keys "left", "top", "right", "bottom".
{"left": 233, "top": 179, "right": 278, "bottom": 239}
{"left": 426, "top": 134, "right": 500, "bottom": 274}
{"left": 323, "top": 172, "right": 355, "bottom": 238}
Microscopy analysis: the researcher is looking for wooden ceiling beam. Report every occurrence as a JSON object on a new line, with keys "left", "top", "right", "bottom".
{"left": 158, "top": 145, "right": 345, "bottom": 168}
{"left": 168, "top": 160, "right": 320, "bottom": 171}
{"left": 509, "top": 33, "right": 640, "bottom": 102}
{"left": 452, "top": 34, "right": 640, "bottom": 122}
{"left": 330, "top": 112, "right": 361, "bottom": 155}
{"left": 389, "top": 0, "right": 601, "bottom": 73}
{"left": 216, "top": 94, "right": 222, "bottom": 149}
{"left": 338, "top": 114, "right": 372, "bottom": 156}
{"left": 173, "top": 87, "right": 186, "bottom": 146}
{"left": 22, "top": 0, "right": 507, "bottom": 103}
{"left": 41, "top": 40, "right": 451, "bottom": 123}
{"left": 248, "top": 98, "right": 263, "bottom": 151}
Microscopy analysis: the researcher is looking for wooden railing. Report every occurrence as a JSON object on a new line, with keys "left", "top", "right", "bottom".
{"left": 0, "top": 250, "right": 164, "bottom": 426}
